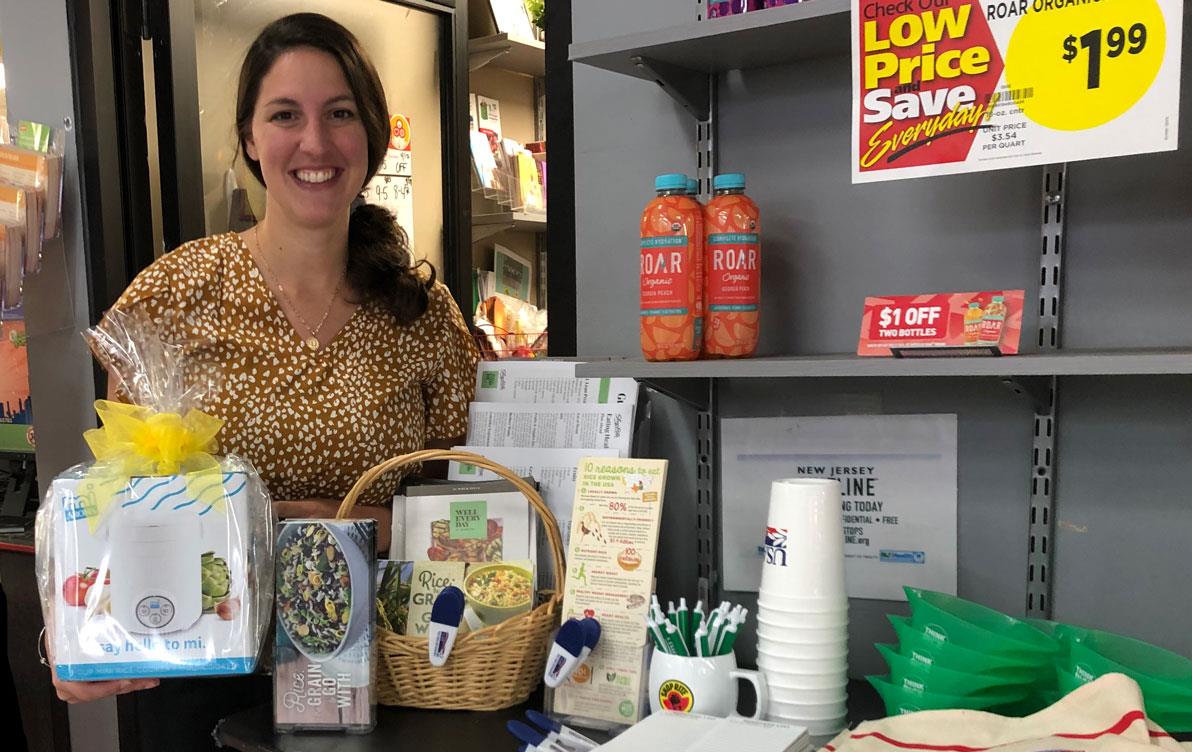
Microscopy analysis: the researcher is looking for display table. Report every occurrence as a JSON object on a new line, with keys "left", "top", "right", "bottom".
{"left": 215, "top": 697, "right": 611, "bottom": 751}
{"left": 215, "top": 682, "right": 886, "bottom": 750}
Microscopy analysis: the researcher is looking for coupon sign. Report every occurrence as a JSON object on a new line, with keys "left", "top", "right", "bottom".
{"left": 851, "top": 0, "right": 1183, "bottom": 182}
{"left": 858, "top": 290, "right": 1026, "bottom": 356}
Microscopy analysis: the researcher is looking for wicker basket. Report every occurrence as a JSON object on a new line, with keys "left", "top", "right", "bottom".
{"left": 335, "top": 449, "right": 566, "bottom": 710}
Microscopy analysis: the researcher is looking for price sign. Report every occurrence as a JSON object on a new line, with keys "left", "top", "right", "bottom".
{"left": 858, "top": 290, "right": 1026, "bottom": 357}
{"left": 1062, "top": 24, "right": 1150, "bottom": 88}
{"left": 1004, "top": 1, "right": 1167, "bottom": 131}
{"left": 378, "top": 149, "right": 412, "bottom": 178}
{"left": 364, "top": 113, "right": 414, "bottom": 235}
{"left": 852, "top": 0, "right": 1182, "bottom": 183}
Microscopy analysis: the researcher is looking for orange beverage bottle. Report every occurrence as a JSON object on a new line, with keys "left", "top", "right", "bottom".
{"left": 703, "top": 173, "right": 760, "bottom": 358}
{"left": 640, "top": 173, "right": 703, "bottom": 361}
{"left": 963, "top": 301, "right": 983, "bottom": 345}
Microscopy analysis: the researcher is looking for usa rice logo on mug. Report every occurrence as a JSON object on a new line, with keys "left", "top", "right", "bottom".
{"left": 764, "top": 527, "right": 789, "bottom": 566}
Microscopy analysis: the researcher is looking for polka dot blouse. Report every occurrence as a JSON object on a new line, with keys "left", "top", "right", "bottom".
{"left": 101, "top": 232, "right": 479, "bottom": 505}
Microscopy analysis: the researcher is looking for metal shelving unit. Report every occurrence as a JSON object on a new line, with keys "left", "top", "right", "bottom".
{"left": 566, "top": 1, "right": 1192, "bottom": 634}
{"left": 576, "top": 348, "right": 1192, "bottom": 379}
{"left": 569, "top": 0, "right": 848, "bottom": 118}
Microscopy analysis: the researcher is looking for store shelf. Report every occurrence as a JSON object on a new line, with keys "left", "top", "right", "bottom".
{"left": 568, "top": 0, "right": 849, "bottom": 81}
{"left": 472, "top": 211, "right": 547, "bottom": 242}
{"left": 574, "top": 349, "right": 1192, "bottom": 379}
{"left": 470, "top": 33, "right": 546, "bottom": 77}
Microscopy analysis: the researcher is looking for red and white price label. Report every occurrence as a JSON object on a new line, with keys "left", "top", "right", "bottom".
{"left": 858, "top": 291, "right": 1025, "bottom": 357}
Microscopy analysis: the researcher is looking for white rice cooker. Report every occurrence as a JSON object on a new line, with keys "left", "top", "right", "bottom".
{"left": 110, "top": 515, "right": 203, "bottom": 633}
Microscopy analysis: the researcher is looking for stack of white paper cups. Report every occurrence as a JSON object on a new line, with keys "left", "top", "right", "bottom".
{"left": 756, "top": 478, "right": 849, "bottom": 737}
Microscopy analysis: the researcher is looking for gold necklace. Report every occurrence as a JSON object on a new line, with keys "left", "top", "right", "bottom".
{"left": 252, "top": 230, "right": 347, "bottom": 351}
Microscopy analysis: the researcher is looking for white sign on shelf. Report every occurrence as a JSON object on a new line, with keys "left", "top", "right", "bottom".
{"left": 721, "top": 414, "right": 958, "bottom": 601}
{"left": 365, "top": 114, "right": 414, "bottom": 238}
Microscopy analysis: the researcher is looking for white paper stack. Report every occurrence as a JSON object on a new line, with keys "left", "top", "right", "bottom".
{"left": 452, "top": 361, "right": 638, "bottom": 540}
{"left": 442, "top": 362, "right": 638, "bottom": 594}
{"left": 596, "top": 712, "right": 811, "bottom": 752}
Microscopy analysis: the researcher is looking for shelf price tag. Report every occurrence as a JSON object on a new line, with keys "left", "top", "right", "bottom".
{"left": 851, "top": 0, "right": 1183, "bottom": 183}
{"left": 858, "top": 290, "right": 1026, "bottom": 357}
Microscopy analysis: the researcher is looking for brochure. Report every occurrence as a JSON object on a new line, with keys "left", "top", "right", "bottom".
{"left": 552, "top": 458, "right": 668, "bottom": 727}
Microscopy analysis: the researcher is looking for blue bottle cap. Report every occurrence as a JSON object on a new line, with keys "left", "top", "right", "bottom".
{"left": 654, "top": 173, "right": 689, "bottom": 192}
{"left": 686, "top": 178, "right": 699, "bottom": 196}
{"left": 713, "top": 173, "right": 746, "bottom": 190}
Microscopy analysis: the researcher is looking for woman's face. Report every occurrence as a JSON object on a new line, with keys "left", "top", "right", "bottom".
{"left": 245, "top": 47, "right": 370, "bottom": 231}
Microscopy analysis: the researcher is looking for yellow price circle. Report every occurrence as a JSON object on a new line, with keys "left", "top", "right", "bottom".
{"left": 1004, "top": 0, "right": 1166, "bottom": 131}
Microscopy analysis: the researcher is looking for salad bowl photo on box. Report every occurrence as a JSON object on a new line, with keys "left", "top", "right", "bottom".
{"left": 275, "top": 520, "right": 374, "bottom": 661}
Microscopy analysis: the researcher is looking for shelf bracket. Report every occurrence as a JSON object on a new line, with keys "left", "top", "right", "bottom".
{"left": 1001, "top": 376, "right": 1052, "bottom": 414}
{"left": 638, "top": 377, "right": 710, "bottom": 411}
{"left": 472, "top": 222, "right": 515, "bottom": 244}
{"left": 1025, "top": 163, "right": 1067, "bottom": 619}
{"left": 696, "top": 379, "right": 719, "bottom": 607}
{"left": 469, "top": 46, "right": 511, "bottom": 72}
{"left": 631, "top": 56, "right": 710, "bottom": 120}
{"left": 696, "top": 76, "right": 718, "bottom": 199}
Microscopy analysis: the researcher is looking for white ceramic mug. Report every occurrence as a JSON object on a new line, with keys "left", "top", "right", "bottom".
{"left": 648, "top": 651, "right": 768, "bottom": 719}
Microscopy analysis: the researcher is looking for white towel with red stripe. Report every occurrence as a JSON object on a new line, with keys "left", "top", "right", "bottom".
{"left": 823, "top": 674, "right": 1191, "bottom": 752}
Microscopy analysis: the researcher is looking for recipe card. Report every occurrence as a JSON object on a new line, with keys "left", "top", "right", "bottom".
{"left": 398, "top": 479, "right": 536, "bottom": 566}
{"left": 404, "top": 561, "right": 466, "bottom": 637}
{"left": 551, "top": 458, "right": 668, "bottom": 727}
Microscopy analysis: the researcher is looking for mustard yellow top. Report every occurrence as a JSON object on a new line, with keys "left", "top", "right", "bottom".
{"left": 103, "top": 232, "right": 478, "bottom": 504}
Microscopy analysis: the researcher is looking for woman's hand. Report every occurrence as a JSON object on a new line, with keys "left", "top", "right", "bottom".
{"left": 47, "top": 636, "right": 158, "bottom": 703}
{"left": 273, "top": 499, "right": 392, "bottom": 553}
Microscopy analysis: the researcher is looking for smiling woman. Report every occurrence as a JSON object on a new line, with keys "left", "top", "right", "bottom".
{"left": 49, "top": 12, "right": 479, "bottom": 751}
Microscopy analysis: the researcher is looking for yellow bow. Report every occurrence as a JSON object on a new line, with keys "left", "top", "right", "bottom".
{"left": 79, "top": 400, "right": 225, "bottom": 531}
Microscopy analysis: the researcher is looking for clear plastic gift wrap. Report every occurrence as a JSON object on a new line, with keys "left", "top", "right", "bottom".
{"left": 35, "top": 308, "right": 275, "bottom": 680}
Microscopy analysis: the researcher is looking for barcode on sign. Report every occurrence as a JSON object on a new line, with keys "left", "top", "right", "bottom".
{"left": 986, "top": 87, "right": 1035, "bottom": 107}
